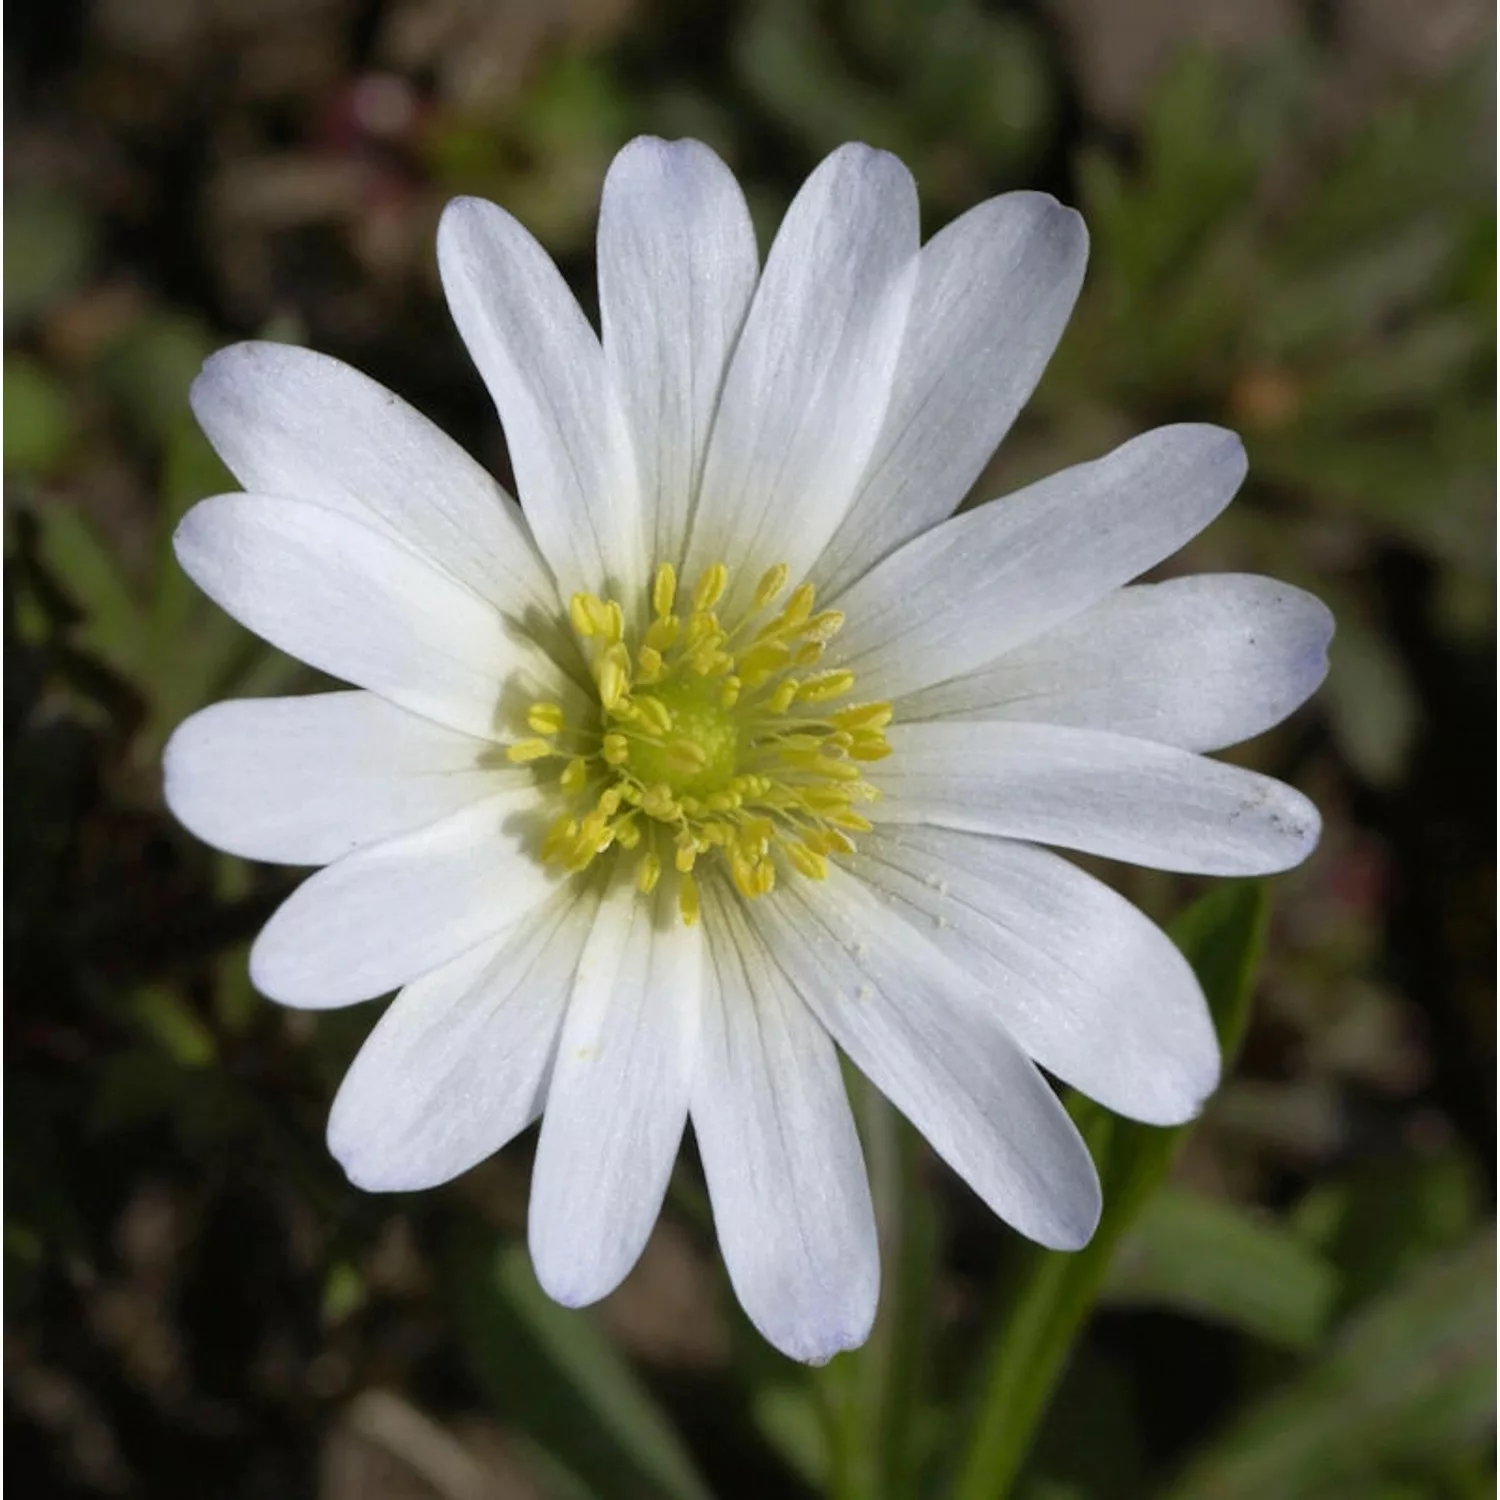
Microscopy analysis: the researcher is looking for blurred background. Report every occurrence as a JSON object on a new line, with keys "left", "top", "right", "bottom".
{"left": 5, "top": 0, "right": 1495, "bottom": 1496}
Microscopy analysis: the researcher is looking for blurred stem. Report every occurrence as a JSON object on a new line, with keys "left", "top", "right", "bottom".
{"left": 949, "top": 884, "right": 1269, "bottom": 1500}
{"left": 948, "top": 1110, "right": 1121, "bottom": 1500}
{"left": 818, "top": 1078, "right": 938, "bottom": 1500}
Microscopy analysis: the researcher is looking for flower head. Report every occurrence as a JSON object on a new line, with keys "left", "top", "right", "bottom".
{"left": 165, "top": 138, "right": 1330, "bottom": 1363}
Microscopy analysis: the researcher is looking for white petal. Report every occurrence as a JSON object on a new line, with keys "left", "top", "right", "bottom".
{"left": 875, "top": 721, "right": 1321, "bottom": 875}
{"left": 249, "top": 787, "right": 560, "bottom": 1007}
{"left": 174, "top": 495, "right": 576, "bottom": 741}
{"left": 814, "top": 192, "right": 1088, "bottom": 598}
{"left": 328, "top": 887, "right": 599, "bottom": 1190}
{"left": 683, "top": 144, "right": 919, "bottom": 609}
{"left": 163, "top": 691, "right": 512, "bottom": 866}
{"left": 746, "top": 868, "right": 1101, "bottom": 1250}
{"left": 831, "top": 425, "right": 1247, "bottom": 703}
{"left": 692, "top": 880, "right": 879, "bottom": 1363}
{"left": 190, "top": 342, "right": 555, "bottom": 617}
{"left": 599, "top": 137, "right": 759, "bottom": 569}
{"left": 853, "top": 828, "right": 1218, "bottom": 1125}
{"left": 897, "top": 575, "right": 1334, "bottom": 751}
{"left": 528, "top": 878, "right": 704, "bottom": 1307}
{"left": 437, "top": 196, "right": 646, "bottom": 602}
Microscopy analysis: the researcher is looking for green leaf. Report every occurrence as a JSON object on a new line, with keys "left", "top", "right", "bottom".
{"left": 949, "top": 882, "right": 1269, "bottom": 1500}
{"left": 4, "top": 356, "right": 75, "bottom": 477}
{"left": 34, "top": 500, "right": 152, "bottom": 681}
{"left": 1163, "top": 1230, "right": 1496, "bottom": 1500}
{"left": 446, "top": 1226, "right": 713, "bottom": 1500}
{"left": 1102, "top": 1185, "right": 1338, "bottom": 1351}
{"left": 94, "top": 311, "right": 216, "bottom": 442}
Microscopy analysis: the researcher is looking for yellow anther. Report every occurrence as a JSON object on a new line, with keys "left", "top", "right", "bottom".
{"left": 739, "top": 642, "right": 790, "bottom": 681}
{"left": 786, "top": 842, "right": 830, "bottom": 880}
{"left": 653, "top": 562, "right": 677, "bottom": 618}
{"left": 598, "top": 644, "right": 631, "bottom": 712}
{"left": 690, "top": 644, "right": 731, "bottom": 677}
{"left": 526, "top": 702, "right": 565, "bottom": 736}
{"left": 602, "top": 733, "right": 630, "bottom": 766}
{"left": 806, "top": 610, "right": 845, "bottom": 642}
{"left": 754, "top": 563, "right": 788, "bottom": 608}
{"left": 598, "top": 786, "right": 623, "bottom": 816}
{"left": 665, "top": 739, "right": 708, "bottom": 775}
{"left": 782, "top": 582, "right": 816, "bottom": 627}
{"left": 797, "top": 670, "right": 856, "bottom": 703}
{"left": 644, "top": 615, "right": 680, "bottom": 652}
{"left": 615, "top": 820, "right": 641, "bottom": 850}
{"left": 832, "top": 702, "right": 893, "bottom": 731}
{"left": 641, "top": 783, "right": 678, "bottom": 819}
{"left": 674, "top": 837, "right": 698, "bottom": 873}
{"left": 830, "top": 810, "right": 873, "bottom": 832}
{"left": 679, "top": 873, "right": 700, "bottom": 926}
{"left": 637, "top": 645, "right": 663, "bottom": 682}
{"left": 693, "top": 562, "right": 728, "bottom": 611}
{"left": 602, "top": 600, "right": 624, "bottom": 645}
{"left": 769, "top": 679, "right": 800, "bottom": 714}
{"left": 506, "top": 738, "right": 553, "bottom": 763}
{"left": 569, "top": 593, "right": 597, "bottom": 637}
{"left": 632, "top": 696, "right": 673, "bottom": 736}
{"left": 849, "top": 734, "right": 892, "bottom": 762}
{"left": 792, "top": 641, "right": 825, "bottom": 667}
{"left": 719, "top": 676, "right": 741, "bottom": 709}
{"left": 684, "top": 612, "right": 720, "bottom": 650}
{"left": 560, "top": 756, "right": 588, "bottom": 794}
{"left": 636, "top": 851, "right": 662, "bottom": 894}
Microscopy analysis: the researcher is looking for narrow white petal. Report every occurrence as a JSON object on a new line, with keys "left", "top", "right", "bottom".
{"left": 163, "top": 691, "right": 513, "bottom": 865}
{"left": 814, "top": 192, "right": 1088, "bottom": 598}
{"left": 683, "top": 144, "right": 919, "bottom": 609}
{"left": 876, "top": 721, "right": 1321, "bottom": 875}
{"left": 190, "top": 342, "right": 556, "bottom": 617}
{"left": 328, "top": 887, "right": 599, "bottom": 1190}
{"left": 746, "top": 869, "right": 1101, "bottom": 1251}
{"left": 831, "top": 425, "right": 1247, "bottom": 703}
{"left": 529, "top": 878, "right": 704, "bottom": 1307}
{"left": 692, "top": 880, "right": 879, "bottom": 1363}
{"left": 853, "top": 828, "right": 1219, "bottom": 1125}
{"left": 599, "top": 137, "right": 759, "bottom": 569}
{"left": 437, "top": 196, "right": 646, "bottom": 602}
{"left": 898, "top": 575, "right": 1334, "bottom": 751}
{"left": 249, "top": 787, "right": 560, "bottom": 1007}
{"left": 174, "top": 495, "right": 576, "bottom": 741}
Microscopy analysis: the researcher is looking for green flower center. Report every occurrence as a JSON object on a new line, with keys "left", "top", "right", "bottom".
{"left": 627, "top": 674, "right": 741, "bottom": 798}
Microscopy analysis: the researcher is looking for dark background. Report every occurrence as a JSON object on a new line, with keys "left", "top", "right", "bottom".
{"left": 6, "top": 1, "right": 1495, "bottom": 1496}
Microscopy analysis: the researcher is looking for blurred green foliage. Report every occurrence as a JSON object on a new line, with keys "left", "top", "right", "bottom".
{"left": 5, "top": 2, "right": 1493, "bottom": 1498}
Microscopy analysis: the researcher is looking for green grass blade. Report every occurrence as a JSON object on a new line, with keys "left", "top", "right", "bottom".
{"left": 1102, "top": 1185, "right": 1338, "bottom": 1351}
{"left": 1163, "top": 1229, "right": 1495, "bottom": 1500}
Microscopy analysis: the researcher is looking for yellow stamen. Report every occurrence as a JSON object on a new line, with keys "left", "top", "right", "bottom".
{"left": 505, "top": 558, "right": 892, "bottom": 923}
{"left": 506, "top": 738, "right": 553, "bottom": 763}
{"left": 526, "top": 702, "right": 565, "bottom": 736}
{"left": 754, "top": 563, "right": 788, "bottom": 607}
{"left": 693, "top": 562, "right": 728, "bottom": 611}
{"left": 653, "top": 562, "right": 677, "bottom": 618}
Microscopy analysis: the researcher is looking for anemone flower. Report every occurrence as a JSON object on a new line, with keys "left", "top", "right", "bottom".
{"left": 165, "top": 137, "right": 1330, "bottom": 1362}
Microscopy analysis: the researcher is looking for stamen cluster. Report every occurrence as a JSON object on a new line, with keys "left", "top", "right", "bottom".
{"left": 507, "top": 560, "right": 892, "bottom": 924}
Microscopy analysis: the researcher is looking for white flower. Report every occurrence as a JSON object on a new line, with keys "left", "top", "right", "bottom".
{"left": 164, "top": 137, "right": 1330, "bottom": 1363}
